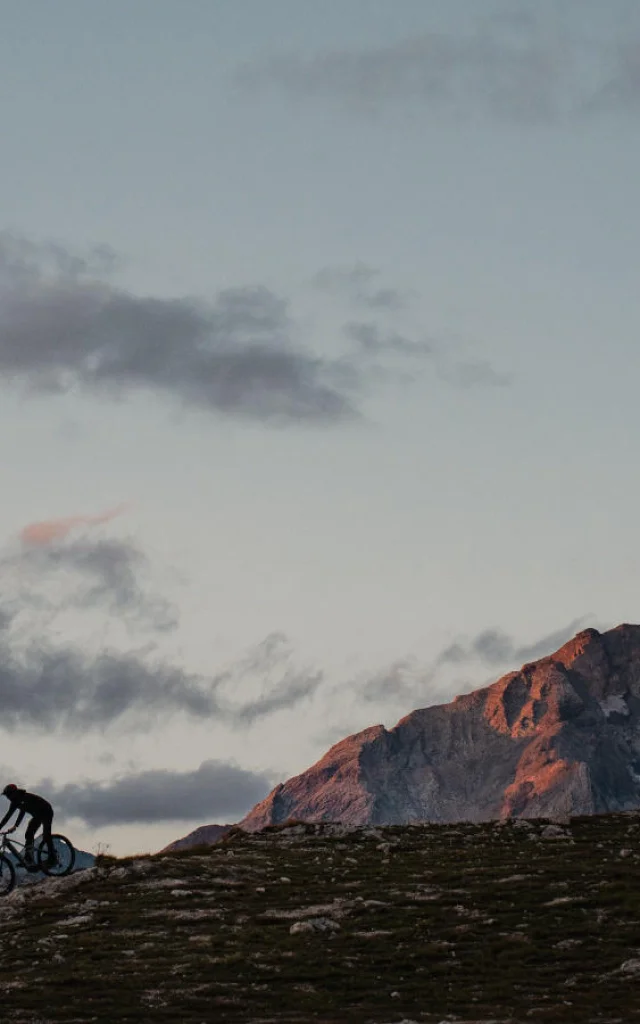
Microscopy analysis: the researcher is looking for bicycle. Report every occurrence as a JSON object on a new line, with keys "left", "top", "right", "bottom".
{"left": 0, "top": 831, "right": 75, "bottom": 897}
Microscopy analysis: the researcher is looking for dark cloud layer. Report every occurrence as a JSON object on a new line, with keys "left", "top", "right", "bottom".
{"left": 44, "top": 759, "right": 272, "bottom": 826}
{"left": 0, "top": 234, "right": 357, "bottom": 425}
{"left": 0, "top": 235, "right": 509, "bottom": 414}
{"left": 237, "top": 16, "right": 640, "bottom": 122}
{"left": 0, "top": 625, "right": 321, "bottom": 733}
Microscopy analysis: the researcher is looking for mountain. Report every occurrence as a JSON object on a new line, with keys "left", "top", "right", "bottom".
{"left": 161, "top": 822, "right": 232, "bottom": 852}
{"left": 240, "top": 624, "right": 640, "bottom": 830}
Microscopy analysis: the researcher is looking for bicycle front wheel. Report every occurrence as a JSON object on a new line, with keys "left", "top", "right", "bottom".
{"left": 37, "top": 834, "right": 75, "bottom": 877}
{"left": 0, "top": 853, "right": 16, "bottom": 896}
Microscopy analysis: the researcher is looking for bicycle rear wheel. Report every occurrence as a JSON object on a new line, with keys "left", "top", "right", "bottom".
{"left": 0, "top": 853, "right": 16, "bottom": 896}
{"left": 37, "top": 834, "right": 75, "bottom": 877}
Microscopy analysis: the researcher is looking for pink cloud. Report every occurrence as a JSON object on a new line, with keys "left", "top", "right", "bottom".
{"left": 21, "top": 504, "right": 129, "bottom": 546}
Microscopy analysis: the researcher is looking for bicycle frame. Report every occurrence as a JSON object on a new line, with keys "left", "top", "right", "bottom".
{"left": 0, "top": 832, "right": 42, "bottom": 869}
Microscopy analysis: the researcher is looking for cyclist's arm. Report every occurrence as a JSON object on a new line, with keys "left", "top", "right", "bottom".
{"left": 0, "top": 808, "right": 16, "bottom": 830}
{"left": 13, "top": 809, "right": 25, "bottom": 829}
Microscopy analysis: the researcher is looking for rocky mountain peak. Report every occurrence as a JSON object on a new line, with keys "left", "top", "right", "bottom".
{"left": 240, "top": 624, "right": 640, "bottom": 831}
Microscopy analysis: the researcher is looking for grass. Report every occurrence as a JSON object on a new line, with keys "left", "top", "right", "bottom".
{"left": 2, "top": 814, "right": 640, "bottom": 1023}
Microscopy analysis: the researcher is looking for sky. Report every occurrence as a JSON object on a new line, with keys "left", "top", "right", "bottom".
{"left": 0, "top": 0, "right": 639, "bottom": 856}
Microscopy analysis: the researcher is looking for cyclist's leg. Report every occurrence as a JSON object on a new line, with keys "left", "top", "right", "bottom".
{"left": 42, "top": 810, "right": 55, "bottom": 863}
{"left": 24, "top": 816, "right": 39, "bottom": 867}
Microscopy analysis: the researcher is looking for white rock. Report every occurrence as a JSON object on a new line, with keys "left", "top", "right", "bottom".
{"left": 541, "top": 824, "right": 570, "bottom": 839}
{"left": 619, "top": 958, "right": 640, "bottom": 975}
{"left": 290, "top": 916, "right": 340, "bottom": 934}
{"left": 58, "top": 913, "right": 93, "bottom": 927}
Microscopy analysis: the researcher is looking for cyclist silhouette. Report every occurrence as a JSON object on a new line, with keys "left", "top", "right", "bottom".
{"left": 0, "top": 785, "right": 55, "bottom": 870}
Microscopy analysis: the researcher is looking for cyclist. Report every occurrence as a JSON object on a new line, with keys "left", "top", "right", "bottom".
{"left": 0, "top": 784, "right": 55, "bottom": 871}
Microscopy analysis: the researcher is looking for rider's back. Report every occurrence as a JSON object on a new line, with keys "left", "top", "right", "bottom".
{"left": 11, "top": 789, "right": 52, "bottom": 816}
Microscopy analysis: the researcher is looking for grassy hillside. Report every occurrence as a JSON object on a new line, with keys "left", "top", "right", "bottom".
{"left": 3, "top": 813, "right": 640, "bottom": 1023}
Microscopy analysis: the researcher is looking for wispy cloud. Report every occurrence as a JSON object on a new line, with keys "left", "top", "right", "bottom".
{"left": 237, "top": 15, "right": 640, "bottom": 122}
{"left": 312, "top": 264, "right": 508, "bottom": 388}
{"left": 435, "top": 357, "right": 511, "bottom": 389}
{"left": 345, "top": 321, "right": 432, "bottom": 359}
{"left": 346, "top": 320, "right": 509, "bottom": 389}
{"left": 43, "top": 760, "right": 273, "bottom": 826}
{"left": 313, "top": 263, "right": 409, "bottom": 311}
{"left": 435, "top": 617, "right": 593, "bottom": 670}
{"left": 20, "top": 504, "right": 128, "bottom": 547}
{"left": 584, "top": 39, "right": 640, "bottom": 115}
{"left": 4, "top": 535, "right": 178, "bottom": 632}
{"left": 0, "top": 233, "right": 358, "bottom": 426}
{"left": 362, "top": 617, "right": 593, "bottom": 704}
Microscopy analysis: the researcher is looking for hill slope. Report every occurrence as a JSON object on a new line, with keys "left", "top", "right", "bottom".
{"left": 162, "top": 821, "right": 233, "bottom": 852}
{"left": 3, "top": 814, "right": 640, "bottom": 1022}
{"left": 241, "top": 624, "right": 640, "bottom": 831}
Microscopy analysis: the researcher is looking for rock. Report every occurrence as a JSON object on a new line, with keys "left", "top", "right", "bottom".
{"left": 619, "top": 959, "right": 640, "bottom": 975}
{"left": 290, "top": 917, "right": 340, "bottom": 935}
{"left": 58, "top": 913, "right": 93, "bottom": 926}
{"left": 541, "top": 824, "right": 570, "bottom": 839}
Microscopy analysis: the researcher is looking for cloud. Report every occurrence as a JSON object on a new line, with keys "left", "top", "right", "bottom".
{"left": 313, "top": 263, "right": 409, "bottom": 311}
{"left": 0, "top": 628, "right": 322, "bottom": 733}
{"left": 435, "top": 617, "right": 593, "bottom": 670}
{"left": 346, "top": 321, "right": 432, "bottom": 359}
{"left": 206, "top": 632, "right": 324, "bottom": 726}
{"left": 6, "top": 536, "right": 178, "bottom": 632}
{"left": 435, "top": 357, "right": 511, "bottom": 389}
{"left": 0, "top": 233, "right": 358, "bottom": 426}
{"left": 346, "top": 320, "right": 509, "bottom": 389}
{"left": 2, "top": 515, "right": 177, "bottom": 633}
{"left": 0, "top": 520, "right": 322, "bottom": 733}
{"left": 316, "top": 268, "right": 509, "bottom": 386}
{"left": 0, "top": 234, "right": 119, "bottom": 283}
{"left": 362, "top": 617, "right": 593, "bottom": 704}
{"left": 20, "top": 504, "right": 128, "bottom": 546}
{"left": 236, "top": 16, "right": 640, "bottom": 122}
{"left": 0, "top": 235, "right": 509, "bottom": 416}
{"left": 359, "top": 658, "right": 426, "bottom": 705}
{"left": 42, "top": 759, "right": 273, "bottom": 826}
{"left": 584, "top": 40, "right": 640, "bottom": 115}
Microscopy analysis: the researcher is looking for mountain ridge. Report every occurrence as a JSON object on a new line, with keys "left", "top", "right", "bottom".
{"left": 172, "top": 623, "right": 640, "bottom": 847}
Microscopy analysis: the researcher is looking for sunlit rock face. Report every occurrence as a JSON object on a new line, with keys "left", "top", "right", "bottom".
{"left": 240, "top": 625, "right": 640, "bottom": 830}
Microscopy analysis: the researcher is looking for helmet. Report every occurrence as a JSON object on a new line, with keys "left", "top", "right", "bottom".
{"left": 3, "top": 784, "right": 17, "bottom": 798}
